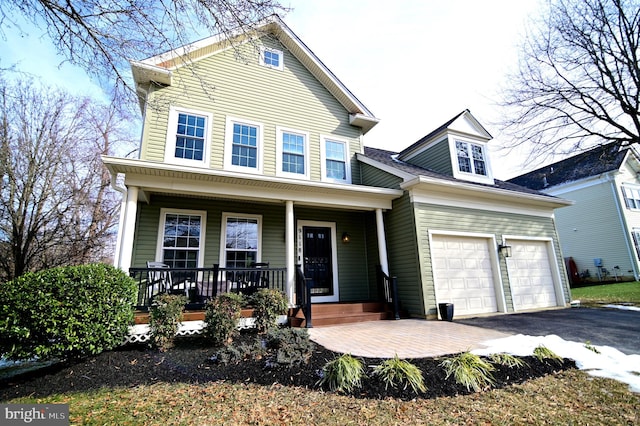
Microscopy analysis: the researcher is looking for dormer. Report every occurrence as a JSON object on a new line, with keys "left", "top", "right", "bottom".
{"left": 397, "top": 110, "right": 495, "bottom": 185}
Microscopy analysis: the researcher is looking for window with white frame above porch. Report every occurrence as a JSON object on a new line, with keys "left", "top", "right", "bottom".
{"left": 277, "top": 127, "right": 309, "bottom": 179}
{"left": 158, "top": 210, "right": 206, "bottom": 268}
{"left": 221, "top": 213, "right": 262, "bottom": 268}
{"left": 164, "top": 107, "right": 212, "bottom": 166}
{"left": 321, "top": 137, "right": 351, "bottom": 183}
{"left": 224, "top": 117, "right": 263, "bottom": 173}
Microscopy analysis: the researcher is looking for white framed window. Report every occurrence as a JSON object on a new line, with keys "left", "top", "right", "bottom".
{"left": 220, "top": 213, "right": 262, "bottom": 268}
{"left": 276, "top": 127, "right": 309, "bottom": 179}
{"left": 321, "top": 136, "right": 351, "bottom": 183}
{"left": 622, "top": 185, "right": 640, "bottom": 209}
{"left": 224, "top": 116, "right": 263, "bottom": 174}
{"left": 259, "top": 47, "right": 284, "bottom": 71}
{"left": 156, "top": 209, "right": 207, "bottom": 268}
{"left": 164, "top": 106, "right": 212, "bottom": 166}
{"left": 455, "top": 140, "right": 487, "bottom": 176}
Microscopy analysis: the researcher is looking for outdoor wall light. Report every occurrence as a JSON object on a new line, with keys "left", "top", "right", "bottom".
{"left": 498, "top": 243, "right": 512, "bottom": 258}
{"left": 342, "top": 232, "right": 351, "bottom": 244}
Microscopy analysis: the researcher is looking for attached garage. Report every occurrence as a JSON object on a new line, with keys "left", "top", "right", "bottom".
{"left": 506, "top": 239, "right": 559, "bottom": 311}
{"left": 431, "top": 234, "right": 503, "bottom": 316}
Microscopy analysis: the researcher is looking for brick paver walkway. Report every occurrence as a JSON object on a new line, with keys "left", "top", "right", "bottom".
{"left": 307, "top": 319, "right": 512, "bottom": 358}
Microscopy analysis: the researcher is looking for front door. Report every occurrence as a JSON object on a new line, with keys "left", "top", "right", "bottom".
{"left": 298, "top": 220, "right": 339, "bottom": 302}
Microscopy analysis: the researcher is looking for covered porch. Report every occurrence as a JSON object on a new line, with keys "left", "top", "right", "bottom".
{"left": 104, "top": 156, "right": 403, "bottom": 324}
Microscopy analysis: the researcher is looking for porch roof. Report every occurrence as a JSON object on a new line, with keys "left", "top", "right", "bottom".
{"left": 103, "top": 156, "right": 403, "bottom": 210}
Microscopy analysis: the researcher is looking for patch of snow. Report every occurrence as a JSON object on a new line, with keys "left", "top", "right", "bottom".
{"left": 603, "top": 304, "right": 640, "bottom": 312}
{"left": 473, "top": 334, "right": 640, "bottom": 393}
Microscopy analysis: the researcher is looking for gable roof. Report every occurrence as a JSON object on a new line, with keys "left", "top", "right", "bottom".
{"left": 508, "top": 143, "right": 632, "bottom": 190}
{"left": 397, "top": 109, "right": 492, "bottom": 160}
{"left": 130, "top": 15, "right": 379, "bottom": 133}
{"left": 360, "top": 146, "right": 567, "bottom": 202}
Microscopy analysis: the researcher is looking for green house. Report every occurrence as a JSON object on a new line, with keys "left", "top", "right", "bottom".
{"left": 103, "top": 16, "right": 572, "bottom": 320}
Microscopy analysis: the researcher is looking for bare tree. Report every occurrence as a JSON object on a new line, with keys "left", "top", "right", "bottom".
{"left": 0, "top": 0, "right": 287, "bottom": 105}
{"left": 500, "top": 0, "right": 640, "bottom": 162}
{"left": 0, "top": 79, "right": 135, "bottom": 281}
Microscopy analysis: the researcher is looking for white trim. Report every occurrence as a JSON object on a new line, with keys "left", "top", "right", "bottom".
{"left": 320, "top": 136, "right": 351, "bottom": 184}
{"left": 297, "top": 220, "right": 339, "bottom": 303}
{"left": 164, "top": 106, "right": 213, "bottom": 167}
{"left": 224, "top": 116, "right": 264, "bottom": 174}
{"left": 119, "top": 186, "right": 139, "bottom": 271}
{"left": 259, "top": 47, "right": 284, "bottom": 71}
{"left": 428, "top": 230, "right": 507, "bottom": 315}
{"left": 156, "top": 208, "right": 207, "bottom": 267}
{"left": 502, "top": 235, "right": 567, "bottom": 310}
{"left": 219, "top": 212, "right": 263, "bottom": 268}
{"left": 276, "top": 126, "right": 310, "bottom": 180}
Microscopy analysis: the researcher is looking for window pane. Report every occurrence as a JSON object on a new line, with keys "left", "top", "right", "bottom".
{"left": 162, "top": 213, "right": 201, "bottom": 267}
{"left": 232, "top": 123, "right": 258, "bottom": 168}
{"left": 326, "top": 159, "right": 346, "bottom": 180}
{"left": 175, "top": 113, "right": 206, "bottom": 161}
{"left": 325, "top": 140, "right": 345, "bottom": 161}
{"left": 224, "top": 217, "right": 258, "bottom": 267}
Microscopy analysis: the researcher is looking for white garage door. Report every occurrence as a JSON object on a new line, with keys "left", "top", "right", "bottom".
{"left": 431, "top": 235, "right": 498, "bottom": 316}
{"left": 507, "top": 240, "right": 557, "bottom": 310}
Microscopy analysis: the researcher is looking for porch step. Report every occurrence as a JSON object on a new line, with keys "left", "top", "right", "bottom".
{"left": 290, "top": 302, "right": 392, "bottom": 327}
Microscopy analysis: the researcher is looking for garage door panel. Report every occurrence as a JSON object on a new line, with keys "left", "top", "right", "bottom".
{"left": 432, "top": 235, "right": 498, "bottom": 316}
{"left": 507, "top": 240, "right": 557, "bottom": 310}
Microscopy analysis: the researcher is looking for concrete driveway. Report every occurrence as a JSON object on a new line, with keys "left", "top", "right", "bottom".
{"left": 457, "top": 307, "right": 640, "bottom": 355}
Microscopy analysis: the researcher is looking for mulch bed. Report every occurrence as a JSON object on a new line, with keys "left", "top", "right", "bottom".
{"left": 0, "top": 330, "right": 576, "bottom": 402}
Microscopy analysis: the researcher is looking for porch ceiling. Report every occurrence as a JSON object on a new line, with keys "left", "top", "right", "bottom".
{"left": 103, "top": 156, "right": 402, "bottom": 210}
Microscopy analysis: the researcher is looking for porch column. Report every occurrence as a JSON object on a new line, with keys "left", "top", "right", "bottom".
{"left": 118, "top": 185, "right": 139, "bottom": 271}
{"left": 285, "top": 200, "right": 295, "bottom": 305}
{"left": 375, "top": 208, "right": 389, "bottom": 275}
{"left": 113, "top": 194, "right": 127, "bottom": 267}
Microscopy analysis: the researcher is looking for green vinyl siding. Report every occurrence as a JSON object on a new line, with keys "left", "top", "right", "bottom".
{"left": 414, "top": 203, "right": 570, "bottom": 316}
{"left": 406, "top": 139, "right": 452, "bottom": 175}
{"left": 360, "top": 163, "right": 403, "bottom": 189}
{"left": 141, "top": 36, "right": 363, "bottom": 183}
{"left": 383, "top": 193, "right": 424, "bottom": 317}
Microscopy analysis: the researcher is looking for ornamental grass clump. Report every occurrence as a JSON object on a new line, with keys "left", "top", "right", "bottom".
{"left": 372, "top": 354, "right": 427, "bottom": 394}
{"left": 203, "top": 293, "right": 244, "bottom": 347}
{"left": 489, "top": 353, "right": 527, "bottom": 368}
{"left": 440, "top": 351, "right": 495, "bottom": 392}
{"left": 149, "top": 294, "right": 186, "bottom": 351}
{"left": 533, "top": 345, "right": 564, "bottom": 365}
{"left": 318, "top": 353, "right": 365, "bottom": 393}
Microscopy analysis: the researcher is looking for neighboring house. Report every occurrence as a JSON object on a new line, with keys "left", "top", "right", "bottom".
{"left": 103, "top": 16, "right": 572, "bottom": 320}
{"left": 509, "top": 143, "right": 640, "bottom": 284}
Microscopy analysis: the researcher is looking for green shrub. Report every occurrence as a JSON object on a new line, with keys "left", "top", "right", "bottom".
{"left": 149, "top": 294, "right": 186, "bottom": 351}
{"left": 211, "top": 336, "right": 265, "bottom": 365}
{"left": 265, "top": 328, "right": 315, "bottom": 366}
{"left": 489, "top": 353, "right": 527, "bottom": 368}
{"left": 440, "top": 352, "right": 495, "bottom": 392}
{"left": 203, "top": 293, "right": 244, "bottom": 346}
{"left": 372, "top": 354, "right": 427, "bottom": 394}
{"left": 318, "top": 353, "right": 365, "bottom": 393}
{"left": 250, "top": 289, "right": 288, "bottom": 333}
{"left": 0, "top": 264, "right": 137, "bottom": 361}
{"left": 533, "top": 345, "right": 564, "bottom": 364}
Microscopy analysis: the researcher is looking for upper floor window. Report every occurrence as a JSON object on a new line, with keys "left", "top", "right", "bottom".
{"left": 165, "top": 107, "right": 212, "bottom": 166}
{"left": 224, "top": 117, "right": 263, "bottom": 174}
{"left": 259, "top": 48, "right": 284, "bottom": 71}
{"left": 456, "top": 140, "right": 487, "bottom": 176}
{"left": 321, "top": 137, "right": 351, "bottom": 183}
{"left": 276, "top": 127, "right": 309, "bottom": 179}
{"left": 157, "top": 209, "right": 206, "bottom": 268}
{"left": 622, "top": 185, "right": 640, "bottom": 209}
{"left": 221, "top": 213, "right": 262, "bottom": 268}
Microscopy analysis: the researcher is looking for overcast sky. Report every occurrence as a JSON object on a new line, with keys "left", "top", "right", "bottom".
{"left": 0, "top": 0, "right": 542, "bottom": 179}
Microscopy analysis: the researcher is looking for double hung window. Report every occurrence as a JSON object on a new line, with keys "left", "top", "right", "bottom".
{"left": 276, "top": 127, "right": 309, "bottom": 179}
{"left": 321, "top": 137, "right": 350, "bottom": 183}
{"left": 158, "top": 210, "right": 206, "bottom": 268}
{"left": 224, "top": 117, "right": 263, "bottom": 173}
{"left": 221, "top": 214, "right": 261, "bottom": 268}
{"left": 165, "top": 107, "right": 212, "bottom": 166}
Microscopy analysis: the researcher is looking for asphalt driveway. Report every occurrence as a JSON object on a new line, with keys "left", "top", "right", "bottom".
{"left": 457, "top": 307, "right": 640, "bottom": 355}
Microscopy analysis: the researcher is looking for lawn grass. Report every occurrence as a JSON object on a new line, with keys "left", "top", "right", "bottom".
{"left": 6, "top": 370, "right": 638, "bottom": 425}
{"left": 571, "top": 281, "right": 640, "bottom": 306}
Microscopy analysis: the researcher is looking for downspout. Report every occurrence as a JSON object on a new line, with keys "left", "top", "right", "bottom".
{"left": 609, "top": 175, "right": 639, "bottom": 280}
